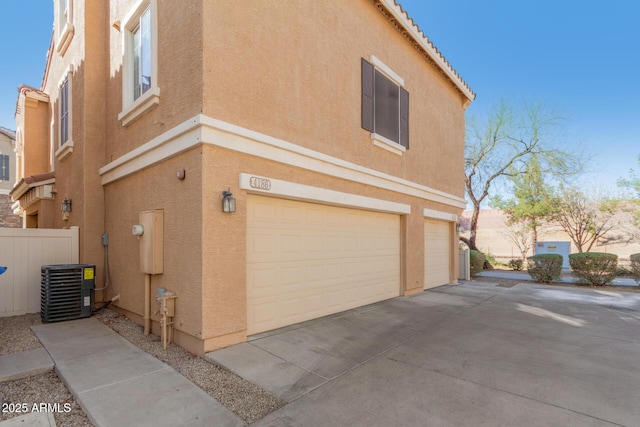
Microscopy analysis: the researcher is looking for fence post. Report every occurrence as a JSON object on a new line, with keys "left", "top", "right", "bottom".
{"left": 459, "top": 248, "right": 470, "bottom": 281}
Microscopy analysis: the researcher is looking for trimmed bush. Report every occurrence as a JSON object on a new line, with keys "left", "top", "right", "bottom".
{"left": 569, "top": 252, "right": 618, "bottom": 286}
{"left": 527, "top": 254, "right": 563, "bottom": 283}
{"left": 470, "top": 250, "right": 485, "bottom": 277}
{"left": 630, "top": 253, "right": 640, "bottom": 283}
{"left": 509, "top": 259, "right": 524, "bottom": 271}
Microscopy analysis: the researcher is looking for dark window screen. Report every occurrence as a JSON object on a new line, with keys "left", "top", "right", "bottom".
{"left": 374, "top": 69, "right": 399, "bottom": 143}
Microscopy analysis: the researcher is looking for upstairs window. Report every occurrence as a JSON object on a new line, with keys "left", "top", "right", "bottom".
{"left": 60, "top": 77, "right": 70, "bottom": 146}
{"left": 0, "top": 154, "right": 9, "bottom": 181}
{"left": 119, "top": 0, "right": 160, "bottom": 126}
{"left": 55, "top": 69, "right": 74, "bottom": 161}
{"left": 133, "top": 7, "right": 152, "bottom": 100}
{"left": 56, "top": 0, "right": 74, "bottom": 55}
{"left": 361, "top": 57, "right": 409, "bottom": 154}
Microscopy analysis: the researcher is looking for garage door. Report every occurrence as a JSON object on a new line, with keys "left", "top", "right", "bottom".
{"left": 247, "top": 195, "right": 400, "bottom": 335}
{"left": 424, "top": 219, "right": 451, "bottom": 289}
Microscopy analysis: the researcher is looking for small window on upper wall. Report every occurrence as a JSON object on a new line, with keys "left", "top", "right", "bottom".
{"left": 55, "top": 71, "right": 74, "bottom": 161}
{"left": 0, "top": 154, "right": 9, "bottom": 181}
{"left": 119, "top": 0, "right": 160, "bottom": 127}
{"left": 56, "top": 0, "right": 74, "bottom": 55}
{"left": 362, "top": 57, "right": 409, "bottom": 155}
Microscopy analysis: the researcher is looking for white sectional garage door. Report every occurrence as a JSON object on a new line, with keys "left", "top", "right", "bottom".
{"left": 424, "top": 219, "right": 451, "bottom": 289}
{"left": 247, "top": 195, "right": 400, "bottom": 335}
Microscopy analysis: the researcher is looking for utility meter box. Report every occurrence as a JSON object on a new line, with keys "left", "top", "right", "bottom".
{"left": 535, "top": 241, "right": 571, "bottom": 269}
{"left": 139, "top": 210, "right": 164, "bottom": 274}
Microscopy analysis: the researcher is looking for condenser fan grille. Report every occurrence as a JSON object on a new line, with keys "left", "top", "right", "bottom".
{"left": 41, "top": 264, "right": 95, "bottom": 322}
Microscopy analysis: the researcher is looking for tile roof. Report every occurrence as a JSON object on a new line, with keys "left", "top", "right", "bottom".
{"left": 380, "top": 0, "right": 475, "bottom": 103}
{"left": 0, "top": 126, "right": 16, "bottom": 140}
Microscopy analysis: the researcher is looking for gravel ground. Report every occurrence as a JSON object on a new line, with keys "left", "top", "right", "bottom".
{"left": 2, "top": 309, "right": 283, "bottom": 425}
{"left": 94, "top": 309, "right": 284, "bottom": 424}
{"left": 0, "top": 314, "right": 93, "bottom": 426}
{"left": 0, "top": 372, "right": 92, "bottom": 426}
{"left": 0, "top": 313, "right": 43, "bottom": 356}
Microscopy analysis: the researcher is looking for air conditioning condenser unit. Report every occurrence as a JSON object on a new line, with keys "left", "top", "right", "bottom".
{"left": 41, "top": 264, "right": 95, "bottom": 322}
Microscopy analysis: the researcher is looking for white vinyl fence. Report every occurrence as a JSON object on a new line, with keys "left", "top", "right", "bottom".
{"left": 459, "top": 248, "right": 470, "bottom": 281}
{"left": 0, "top": 227, "right": 79, "bottom": 317}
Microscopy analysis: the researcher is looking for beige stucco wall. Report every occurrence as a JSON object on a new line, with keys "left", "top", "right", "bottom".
{"left": 103, "top": 147, "right": 204, "bottom": 345}
{"left": 32, "top": 0, "right": 470, "bottom": 354}
{"left": 105, "top": 0, "right": 204, "bottom": 161}
{"left": 19, "top": 99, "right": 50, "bottom": 179}
{"left": 201, "top": 0, "right": 466, "bottom": 197}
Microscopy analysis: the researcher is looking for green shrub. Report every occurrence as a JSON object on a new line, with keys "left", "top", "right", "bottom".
{"left": 509, "top": 259, "right": 524, "bottom": 271}
{"left": 569, "top": 252, "right": 618, "bottom": 286}
{"left": 484, "top": 252, "right": 497, "bottom": 268}
{"left": 630, "top": 253, "right": 640, "bottom": 283}
{"left": 616, "top": 264, "right": 633, "bottom": 277}
{"left": 527, "top": 254, "right": 563, "bottom": 283}
{"left": 470, "top": 250, "right": 485, "bottom": 277}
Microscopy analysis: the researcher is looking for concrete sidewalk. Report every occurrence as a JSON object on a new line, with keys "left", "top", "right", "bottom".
{"left": 0, "top": 347, "right": 53, "bottom": 382}
{"left": 30, "top": 318, "right": 242, "bottom": 427}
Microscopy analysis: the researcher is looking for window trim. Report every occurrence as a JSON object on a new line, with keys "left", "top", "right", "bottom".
{"left": 55, "top": 67, "right": 74, "bottom": 161}
{"left": 56, "top": 0, "right": 74, "bottom": 56}
{"left": 362, "top": 56, "right": 409, "bottom": 155}
{"left": 119, "top": 0, "right": 160, "bottom": 127}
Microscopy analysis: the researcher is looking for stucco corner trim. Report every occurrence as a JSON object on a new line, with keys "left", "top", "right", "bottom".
{"left": 99, "top": 116, "right": 202, "bottom": 185}
{"left": 240, "top": 173, "right": 411, "bottom": 215}
{"left": 423, "top": 208, "right": 458, "bottom": 222}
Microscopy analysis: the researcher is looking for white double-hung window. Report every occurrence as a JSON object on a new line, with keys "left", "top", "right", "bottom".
{"left": 119, "top": 0, "right": 159, "bottom": 126}
{"left": 133, "top": 7, "right": 152, "bottom": 100}
{"left": 55, "top": 68, "right": 74, "bottom": 160}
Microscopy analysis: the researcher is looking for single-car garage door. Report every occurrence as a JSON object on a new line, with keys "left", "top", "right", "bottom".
{"left": 247, "top": 195, "right": 400, "bottom": 335}
{"left": 424, "top": 219, "right": 451, "bottom": 289}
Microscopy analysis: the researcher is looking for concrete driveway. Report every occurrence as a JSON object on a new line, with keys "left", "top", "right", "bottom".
{"left": 207, "top": 280, "right": 640, "bottom": 426}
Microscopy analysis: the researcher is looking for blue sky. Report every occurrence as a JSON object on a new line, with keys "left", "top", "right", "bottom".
{"left": 0, "top": 1, "right": 638, "bottom": 188}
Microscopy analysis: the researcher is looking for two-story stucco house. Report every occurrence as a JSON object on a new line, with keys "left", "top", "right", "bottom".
{"left": 13, "top": 0, "right": 474, "bottom": 355}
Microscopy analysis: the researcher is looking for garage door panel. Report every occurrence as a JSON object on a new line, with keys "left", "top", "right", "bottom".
{"left": 247, "top": 195, "right": 400, "bottom": 334}
{"left": 424, "top": 219, "right": 451, "bottom": 289}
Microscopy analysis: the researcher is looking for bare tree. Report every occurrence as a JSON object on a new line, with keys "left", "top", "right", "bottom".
{"left": 465, "top": 100, "right": 582, "bottom": 251}
{"left": 500, "top": 221, "right": 533, "bottom": 261}
{"left": 550, "top": 187, "right": 620, "bottom": 252}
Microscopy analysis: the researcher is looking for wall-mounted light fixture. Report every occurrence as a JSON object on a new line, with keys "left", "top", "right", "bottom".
{"left": 222, "top": 190, "right": 236, "bottom": 213}
{"left": 61, "top": 199, "right": 72, "bottom": 221}
{"left": 456, "top": 222, "right": 461, "bottom": 233}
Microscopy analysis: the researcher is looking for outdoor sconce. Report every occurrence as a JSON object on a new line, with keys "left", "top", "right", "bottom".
{"left": 222, "top": 190, "right": 236, "bottom": 213}
{"left": 61, "top": 199, "right": 72, "bottom": 221}
{"left": 456, "top": 222, "right": 461, "bottom": 233}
